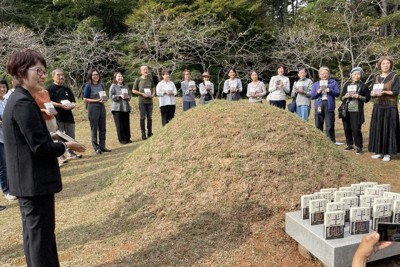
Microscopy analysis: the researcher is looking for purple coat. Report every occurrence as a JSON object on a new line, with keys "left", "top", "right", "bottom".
{"left": 311, "top": 78, "right": 340, "bottom": 112}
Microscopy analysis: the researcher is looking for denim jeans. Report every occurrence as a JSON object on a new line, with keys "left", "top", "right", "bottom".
{"left": 0, "top": 142, "right": 9, "bottom": 194}
{"left": 296, "top": 105, "right": 311, "bottom": 121}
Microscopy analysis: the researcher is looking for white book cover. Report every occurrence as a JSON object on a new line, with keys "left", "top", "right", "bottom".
{"left": 372, "top": 203, "right": 392, "bottom": 230}
{"left": 324, "top": 211, "right": 345, "bottom": 239}
{"left": 326, "top": 202, "right": 345, "bottom": 212}
{"left": 334, "top": 190, "right": 352, "bottom": 202}
{"left": 347, "top": 85, "right": 357, "bottom": 96}
{"left": 295, "top": 81, "right": 305, "bottom": 90}
{"left": 314, "top": 192, "right": 330, "bottom": 201}
{"left": 121, "top": 88, "right": 128, "bottom": 97}
{"left": 375, "top": 184, "right": 391, "bottom": 193}
{"left": 383, "top": 192, "right": 400, "bottom": 200}
{"left": 393, "top": 200, "right": 400, "bottom": 223}
{"left": 339, "top": 187, "right": 356, "bottom": 196}
{"left": 350, "top": 207, "right": 371, "bottom": 235}
{"left": 301, "top": 194, "right": 315, "bottom": 220}
{"left": 60, "top": 100, "right": 71, "bottom": 106}
{"left": 309, "top": 199, "right": 327, "bottom": 225}
{"left": 374, "top": 198, "right": 393, "bottom": 208}
{"left": 44, "top": 102, "right": 57, "bottom": 114}
{"left": 359, "top": 195, "right": 377, "bottom": 208}
{"left": 351, "top": 183, "right": 368, "bottom": 196}
{"left": 99, "top": 91, "right": 107, "bottom": 100}
{"left": 341, "top": 196, "right": 359, "bottom": 222}
{"left": 144, "top": 88, "right": 151, "bottom": 96}
{"left": 320, "top": 80, "right": 328, "bottom": 88}
{"left": 205, "top": 81, "right": 211, "bottom": 86}
{"left": 360, "top": 181, "right": 378, "bottom": 186}
{"left": 320, "top": 188, "right": 337, "bottom": 202}
{"left": 372, "top": 84, "right": 383, "bottom": 94}
{"left": 188, "top": 81, "right": 196, "bottom": 87}
{"left": 365, "top": 187, "right": 384, "bottom": 197}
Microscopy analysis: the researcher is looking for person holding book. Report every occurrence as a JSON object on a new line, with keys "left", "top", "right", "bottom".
{"left": 47, "top": 68, "right": 81, "bottom": 160}
{"left": 352, "top": 232, "right": 392, "bottom": 267}
{"left": 0, "top": 79, "right": 16, "bottom": 202}
{"left": 181, "top": 69, "right": 196, "bottom": 111}
{"left": 83, "top": 69, "right": 110, "bottom": 154}
{"left": 3, "top": 48, "right": 85, "bottom": 267}
{"left": 223, "top": 68, "right": 243, "bottom": 101}
{"left": 132, "top": 65, "right": 155, "bottom": 140}
{"left": 368, "top": 56, "right": 400, "bottom": 162}
{"left": 199, "top": 72, "right": 214, "bottom": 105}
{"left": 340, "top": 67, "right": 371, "bottom": 154}
{"left": 156, "top": 70, "right": 177, "bottom": 126}
{"left": 291, "top": 68, "right": 313, "bottom": 120}
{"left": 109, "top": 72, "right": 131, "bottom": 144}
{"left": 246, "top": 71, "right": 266, "bottom": 103}
{"left": 311, "top": 66, "right": 340, "bottom": 143}
{"left": 268, "top": 64, "right": 290, "bottom": 109}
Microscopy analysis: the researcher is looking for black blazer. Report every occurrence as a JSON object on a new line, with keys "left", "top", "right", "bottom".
{"left": 340, "top": 81, "right": 371, "bottom": 124}
{"left": 3, "top": 86, "right": 65, "bottom": 197}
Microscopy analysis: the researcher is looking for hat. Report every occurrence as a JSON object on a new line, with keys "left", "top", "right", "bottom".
{"left": 350, "top": 67, "right": 364, "bottom": 76}
{"left": 202, "top": 72, "right": 210, "bottom": 77}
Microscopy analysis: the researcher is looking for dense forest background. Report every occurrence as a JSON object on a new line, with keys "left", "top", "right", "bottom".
{"left": 0, "top": 0, "right": 399, "bottom": 96}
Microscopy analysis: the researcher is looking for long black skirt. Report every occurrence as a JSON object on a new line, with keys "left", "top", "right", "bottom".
{"left": 368, "top": 104, "right": 400, "bottom": 155}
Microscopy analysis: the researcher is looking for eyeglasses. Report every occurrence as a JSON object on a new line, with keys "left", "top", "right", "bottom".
{"left": 29, "top": 67, "right": 48, "bottom": 76}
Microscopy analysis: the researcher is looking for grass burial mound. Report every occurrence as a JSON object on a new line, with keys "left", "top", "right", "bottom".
{"left": 90, "top": 101, "right": 370, "bottom": 267}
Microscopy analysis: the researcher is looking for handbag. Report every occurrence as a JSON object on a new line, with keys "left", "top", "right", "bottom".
{"left": 338, "top": 100, "right": 349, "bottom": 119}
{"left": 288, "top": 98, "right": 296, "bottom": 113}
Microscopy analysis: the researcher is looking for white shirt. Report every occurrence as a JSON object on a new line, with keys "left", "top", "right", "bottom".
{"left": 268, "top": 75, "right": 290, "bottom": 101}
{"left": 156, "top": 80, "right": 177, "bottom": 107}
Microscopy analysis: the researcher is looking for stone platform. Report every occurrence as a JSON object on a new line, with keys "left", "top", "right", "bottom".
{"left": 285, "top": 210, "right": 400, "bottom": 267}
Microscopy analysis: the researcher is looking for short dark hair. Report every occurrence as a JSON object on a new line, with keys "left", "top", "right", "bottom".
{"left": 161, "top": 69, "right": 170, "bottom": 76}
{"left": 87, "top": 68, "right": 101, "bottom": 84}
{"left": 0, "top": 79, "right": 9, "bottom": 92}
{"left": 6, "top": 49, "right": 46, "bottom": 84}
{"left": 276, "top": 64, "right": 286, "bottom": 73}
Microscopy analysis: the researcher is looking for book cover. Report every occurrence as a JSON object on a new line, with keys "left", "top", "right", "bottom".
{"left": 359, "top": 195, "right": 377, "bottom": 219}
{"left": 60, "top": 100, "right": 72, "bottom": 108}
{"left": 339, "top": 186, "right": 356, "bottom": 196}
{"left": 393, "top": 200, "right": 400, "bottom": 223}
{"left": 383, "top": 192, "right": 400, "bottom": 200}
{"left": 320, "top": 80, "right": 328, "bottom": 90}
{"left": 365, "top": 187, "right": 384, "bottom": 197}
{"left": 320, "top": 188, "right": 337, "bottom": 202}
{"left": 301, "top": 194, "right": 315, "bottom": 220}
{"left": 341, "top": 196, "right": 359, "bottom": 222}
{"left": 374, "top": 198, "right": 393, "bottom": 207}
{"left": 374, "top": 184, "right": 391, "bottom": 193}
{"left": 350, "top": 207, "right": 371, "bottom": 235}
{"left": 44, "top": 102, "right": 57, "bottom": 114}
{"left": 309, "top": 199, "right": 327, "bottom": 225}
{"left": 99, "top": 91, "right": 107, "bottom": 100}
{"left": 54, "top": 130, "right": 84, "bottom": 147}
{"left": 189, "top": 81, "right": 196, "bottom": 88}
{"left": 372, "top": 84, "right": 383, "bottom": 95}
{"left": 324, "top": 211, "right": 345, "bottom": 240}
{"left": 143, "top": 88, "right": 151, "bottom": 96}
{"left": 347, "top": 85, "right": 357, "bottom": 96}
{"left": 121, "top": 88, "right": 129, "bottom": 98}
{"left": 360, "top": 181, "right": 378, "bottom": 186}
{"left": 334, "top": 190, "right": 352, "bottom": 202}
{"left": 326, "top": 202, "right": 345, "bottom": 212}
{"left": 372, "top": 203, "right": 392, "bottom": 230}
{"left": 351, "top": 183, "right": 368, "bottom": 196}
{"left": 314, "top": 192, "right": 331, "bottom": 201}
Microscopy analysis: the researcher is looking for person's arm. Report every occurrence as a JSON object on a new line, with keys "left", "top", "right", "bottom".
{"left": 258, "top": 82, "right": 266, "bottom": 97}
{"left": 268, "top": 76, "right": 276, "bottom": 93}
{"left": 237, "top": 79, "right": 243, "bottom": 92}
{"left": 310, "top": 82, "right": 319, "bottom": 100}
{"left": 382, "top": 74, "right": 399, "bottom": 96}
{"left": 109, "top": 84, "right": 120, "bottom": 102}
{"left": 181, "top": 81, "right": 189, "bottom": 95}
{"left": 199, "top": 83, "right": 206, "bottom": 95}
{"left": 223, "top": 80, "right": 230, "bottom": 94}
{"left": 246, "top": 84, "right": 251, "bottom": 98}
{"left": 156, "top": 82, "right": 164, "bottom": 97}
{"left": 352, "top": 232, "right": 392, "bottom": 267}
{"left": 283, "top": 77, "right": 290, "bottom": 93}
{"left": 172, "top": 83, "right": 178, "bottom": 96}
{"left": 340, "top": 83, "right": 348, "bottom": 101}
{"left": 329, "top": 79, "right": 340, "bottom": 97}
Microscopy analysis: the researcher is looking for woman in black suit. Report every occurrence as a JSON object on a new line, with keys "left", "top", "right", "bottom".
{"left": 3, "top": 49, "right": 85, "bottom": 267}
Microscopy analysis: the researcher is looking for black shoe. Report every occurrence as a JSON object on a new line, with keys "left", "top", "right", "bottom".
{"left": 95, "top": 149, "right": 102, "bottom": 154}
{"left": 100, "top": 148, "right": 111, "bottom": 152}
{"left": 356, "top": 148, "right": 362, "bottom": 155}
{"left": 0, "top": 205, "right": 6, "bottom": 211}
{"left": 148, "top": 133, "right": 153, "bottom": 138}
{"left": 141, "top": 133, "right": 147, "bottom": 140}
{"left": 344, "top": 146, "right": 354, "bottom": 151}
{"left": 127, "top": 140, "right": 133, "bottom": 143}
{"left": 120, "top": 141, "right": 127, "bottom": 145}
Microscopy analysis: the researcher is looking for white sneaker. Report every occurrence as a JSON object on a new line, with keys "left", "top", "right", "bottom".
{"left": 383, "top": 155, "right": 391, "bottom": 162}
{"left": 371, "top": 154, "right": 383, "bottom": 159}
{"left": 4, "top": 193, "right": 17, "bottom": 201}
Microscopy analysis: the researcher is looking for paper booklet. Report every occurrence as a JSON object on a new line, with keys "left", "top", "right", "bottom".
{"left": 60, "top": 100, "right": 72, "bottom": 108}
{"left": 144, "top": 88, "right": 151, "bottom": 96}
{"left": 314, "top": 192, "right": 331, "bottom": 201}
{"left": 359, "top": 195, "right": 377, "bottom": 219}
{"left": 374, "top": 197, "right": 393, "bottom": 208}
{"left": 326, "top": 202, "right": 345, "bottom": 212}
{"left": 365, "top": 187, "right": 384, "bottom": 197}
{"left": 334, "top": 190, "right": 352, "bottom": 202}
{"left": 189, "top": 81, "right": 196, "bottom": 87}
{"left": 347, "top": 85, "right": 357, "bottom": 96}
{"left": 393, "top": 200, "right": 400, "bottom": 223}
{"left": 54, "top": 130, "right": 84, "bottom": 146}
{"left": 372, "top": 84, "right": 383, "bottom": 95}
{"left": 320, "top": 80, "right": 328, "bottom": 91}
{"left": 339, "top": 186, "right": 356, "bottom": 196}
{"left": 301, "top": 194, "right": 316, "bottom": 220}
{"left": 372, "top": 203, "right": 392, "bottom": 230}
{"left": 383, "top": 192, "right": 400, "bottom": 200}
{"left": 309, "top": 199, "right": 327, "bottom": 225}
{"left": 350, "top": 207, "right": 371, "bottom": 235}
{"left": 341, "top": 196, "right": 359, "bottom": 222}
{"left": 121, "top": 88, "right": 129, "bottom": 98}
{"left": 320, "top": 188, "right": 337, "bottom": 202}
{"left": 324, "top": 211, "right": 345, "bottom": 240}
{"left": 374, "top": 184, "right": 391, "bottom": 193}
{"left": 351, "top": 183, "right": 369, "bottom": 196}
{"left": 44, "top": 102, "right": 57, "bottom": 114}
{"left": 99, "top": 91, "right": 107, "bottom": 100}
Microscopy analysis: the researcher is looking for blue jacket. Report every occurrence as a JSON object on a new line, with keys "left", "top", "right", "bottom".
{"left": 311, "top": 78, "right": 340, "bottom": 112}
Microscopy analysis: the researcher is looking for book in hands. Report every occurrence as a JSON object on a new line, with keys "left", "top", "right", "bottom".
{"left": 320, "top": 80, "right": 328, "bottom": 91}
{"left": 189, "top": 81, "right": 196, "bottom": 91}
{"left": 373, "top": 84, "right": 383, "bottom": 95}
{"left": 60, "top": 100, "right": 73, "bottom": 108}
{"left": 99, "top": 91, "right": 108, "bottom": 101}
{"left": 347, "top": 85, "right": 357, "bottom": 96}
{"left": 205, "top": 81, "right": 211, "bottom": 90}
{"left": 144, "top": 88, "right": 151, "bottom": 96}
{"left": 54, "top": 130, "right": 85, "bottom": 147}
{"left": 121, "top": 88, "right": 129, "bottom": 98}
{"left": 44, "top": 102, "right": 57, "bottom": 114}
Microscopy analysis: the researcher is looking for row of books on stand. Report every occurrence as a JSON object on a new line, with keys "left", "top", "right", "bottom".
{"left": 300, "top": 182, "right": 399, "bottom": 240}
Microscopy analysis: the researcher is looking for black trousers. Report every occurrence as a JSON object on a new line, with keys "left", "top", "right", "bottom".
{"left": 269, "top": 100, "right": 286, "bottom": 110}
{"left": 314, "top": 100, "right": 336, "bottom": 143}
{"left": 139, "top": 103, "right": 153, "bottom": 135}
{"left": 18, "top": 194, "right": 60, "bottom": 267}
{"left": 342, "top": 112, "right": 363, "bottom": 148}
{"left": 160, "top": 105, "right": 175, "bottom": 126}
{"left": 88, "top": 103, "right": 106, "bottom": 150}
{"left": 112, "top": 111, "right": 131, "bottom": 143}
